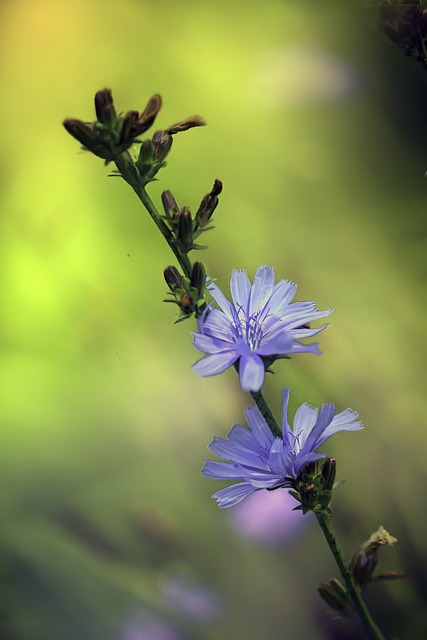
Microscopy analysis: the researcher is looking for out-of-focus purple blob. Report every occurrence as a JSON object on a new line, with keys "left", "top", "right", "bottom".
{"left": 119, "top": 613, "right": 185, "bottom": 640}
{"left": 255, "top": 47, "right": 360, "bottom": 107}
{"left": 231, "top": 488, "right": 311, "bottom": 543}
{"left": 161, "top": 575, "right": 222, "bottom": 622}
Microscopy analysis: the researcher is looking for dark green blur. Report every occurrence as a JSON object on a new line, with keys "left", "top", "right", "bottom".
{"left": 1, "top": 1, "right": 427, "bottom": 638}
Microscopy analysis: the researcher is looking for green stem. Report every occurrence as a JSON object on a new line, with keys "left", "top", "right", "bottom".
{"left": 250, "top": 389, "right": 281, "bottom": 437}
{"left": 315, "top": 511, "right": 385, "bottom": 640}
{"left": 114, "top": 153, "right": 192, "bottom": 278}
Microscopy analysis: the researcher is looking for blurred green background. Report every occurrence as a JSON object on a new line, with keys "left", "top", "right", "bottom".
{"left": 1, "top": 0, "right": 427, "bottom": 638}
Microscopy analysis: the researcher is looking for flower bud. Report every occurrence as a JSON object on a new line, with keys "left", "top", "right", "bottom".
{"left": 164, "top": 266, "right": 182, "bottom": 292}
{"left": 177, "top": 208, "right": 193, "bottom": 252}
{"left": 318, "top": 578, "right": 348, "bottom": 611}
{"left": 321, "top": 458, "right": 336, "bottom": 491}
{"left": 152, "top": 131, "right": 173, "bottom": 162}
{"left": 161, "top": 190, "right": 180, "bottom": 218}
{"left": 195, "top": 179, "right": 223, "bottom": 228}
{"left": 94, "top": 88, "right": 116, "bottom": 125}
{"left": 299, "top": 460, "right": 318, "bottom": 481}
{"left": 63, "top": 119, "right": 97, "bottom": 149}
{"left": 136, "top": 139, "right": 155, "bottom": 176}
{"left": 190, "top": 261, "right": 207, "bottom": 296}
{"left": 119, "top": 110, "right": 139, "bottom": 145}
{"left": 164, "top": 115, "right": 206, "bottom": 134}
{"left": 299, "top": 483, "right": 318, "bottom": 510}
{"left": 179, "top": 292, "right": 195, "bottom": 315}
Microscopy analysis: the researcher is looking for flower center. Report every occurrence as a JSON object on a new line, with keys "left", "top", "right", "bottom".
{"left": 232, "top": 308, "right": 264, "bottom": 350}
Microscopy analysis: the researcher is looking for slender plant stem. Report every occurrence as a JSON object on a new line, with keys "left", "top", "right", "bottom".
{"left": 315, "top": 511, "right": 385, "bottom": 640}
{"left": 114, "top": 153, "right": 192, "bottom": 278}
{"left": 250, "top": 389, "right": 281, "bottom": 437}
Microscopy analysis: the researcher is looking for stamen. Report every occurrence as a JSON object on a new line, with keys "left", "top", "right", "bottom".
{"left": 231, "top": 310, "right": 265, "bottom": 349}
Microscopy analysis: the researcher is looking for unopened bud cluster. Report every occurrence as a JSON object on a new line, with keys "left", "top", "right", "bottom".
{"left": 289, "top": 458, "right": 337, "bottom": 515}
{"left": 164, "top": 262, "right": 209, "bottom": 322}
{"left": 64, "top": 89, "right": 220, "bottom": 322}
{"left": 63, "top": 88, "right": 205, "bottom": 173}
{"left": 161, "top": 180, "right": 222, "bottom": 254}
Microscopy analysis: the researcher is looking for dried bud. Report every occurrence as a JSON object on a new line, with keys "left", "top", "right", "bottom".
{"left": 129, "top": 94, "right": 162, "bottom": 138}
{"left": 321, "top": 458, "right": 336, "bottom": 491}
{"left": 152, "top": 130, "right": 173, "bottom": 162}
{"left": 195, "top": 179, "right": 223, "bottom": 228}
{"left": 63, "top": 119, "right": 97, "bottom": 148}
{"left": 190, "top": 261, "right": 207, "bottom": 296}
{"left": 177, "top": 208, "right": 193, "bottom": 252}
{"left": 164, "top": 115, "right": 206, "bottom": 134}
{"left": 119, "top": 110, "right": 139, "bottom": 145}
{"left": 94, "top": 88, "right": 116, "bottom": 125}
{"left": 349, "top": 526, "right": 398, "bottom": 586}
{"left": 318, "top": 578, "right": 348, "bottom": 611}
{"left": 164, "top": 266, "right": 182, "bottom": 291}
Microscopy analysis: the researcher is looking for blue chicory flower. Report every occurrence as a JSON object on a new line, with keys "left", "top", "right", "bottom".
{"left": 202, "top": 388, "right": 363, "bottom": 508}
{"left": 192, "top": 265, "right": 332, "bottom": 392}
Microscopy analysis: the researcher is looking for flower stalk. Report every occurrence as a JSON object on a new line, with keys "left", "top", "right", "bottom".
{"left": 113, "top": 153, "right": 193, "bottom": 278}
{"left": 315, "top": 510, "right": 385, "bottom": 640}
{"left": 250, "top": 389, "right": 281, "bottom": 437}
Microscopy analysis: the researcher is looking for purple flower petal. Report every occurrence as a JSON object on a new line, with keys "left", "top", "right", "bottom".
{"left": 212, "top": 482, "right": 257, "bottom": 508}
{"left": 201, "top": 308, "right": 235, "bottom": 341}
{"left": 245, "top": 404, "right": 275, "bottom": 447}
{"left": 192, "top": 332, "right": 235, "bottom": 354}
{"left": 301, "top": 402, "right": 335, "bottom": 453}
{"left": 268, "top": 279, "right": 297, "bottom": 314}
{"left": 192, "top": 352, "right": 238, "bottom": 377}
{"left": 208, "top": 283, "right": 235, "bottom": 320}
{"left": 230, "top": 269, "right": 251, "bottom": 312}
{"left": 248, "top": 266, "right": 275, "bottom": 316}
{"left": 202, "top": 460, "right": 245, "bottom": 479}
{"left": 318, "top": 408, "right": 363, "bottom": 445}
{"left": 239, "top": 352, "right": 265, "bottom": 391}
{"left": 293, "top": 403, "right": 319, "bottom": 447}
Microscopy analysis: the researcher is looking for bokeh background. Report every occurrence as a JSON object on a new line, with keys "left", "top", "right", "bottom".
{"left": 1, "top": 0, "right": 427, "bottom": 638}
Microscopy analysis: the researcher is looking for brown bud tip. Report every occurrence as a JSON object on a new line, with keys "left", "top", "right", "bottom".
{"left": 63, "top": 119, "right": 97, "bottom": 147}
{"left": 321, "top": 458, "right": 336, "bottom": 491}
{"left": 190, "top": 261, "right": 207, "bottom": 295}
{"left": 179, "top": 292, "right": 195, "bottom": 314}
{"left": 212, "top": 179, "right": 223, "bottom": 196}
{"left": 138, "top": 94, "right": 162, "bottom": 131}
{"left": 94, "top": 88, "right": 116, "bottom": 124}
{"left": 161, "top": 190, "right": 179, "bottom": 217}
{"left": 164, "top": 265, "right": 182, "bottom": 291}
{"left": 128, "top": 94, "right": 163, "bottom": 139}
{"left": 164, "top": 115, "right": 206, "bottom": 135}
